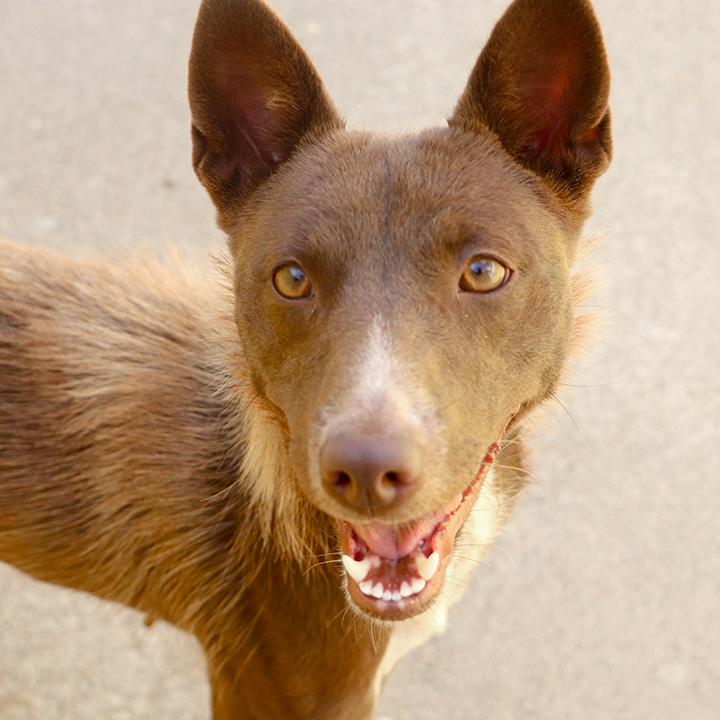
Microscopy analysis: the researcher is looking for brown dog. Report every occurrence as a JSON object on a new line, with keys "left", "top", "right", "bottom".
{"left": 0, "top": 0, "right": 611, "bottom": 717}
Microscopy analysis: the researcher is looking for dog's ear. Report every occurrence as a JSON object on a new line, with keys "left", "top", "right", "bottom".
{"left": 188, "top": 0, "right": 343, "bottom": 222}
{"left": 450, "top": 0, "right": 611, "bottom": 205}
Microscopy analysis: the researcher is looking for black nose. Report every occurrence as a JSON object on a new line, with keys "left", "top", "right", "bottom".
{"left": 320, "top": 432, "right": 422, "bottom": 515}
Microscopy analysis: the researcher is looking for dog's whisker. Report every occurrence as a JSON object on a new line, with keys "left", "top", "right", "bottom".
{"left": 438, "top": 587, "right": 468, "bottom": 617}
{"left": 558, "top": 380, "right": 621, "bottom": 389}
{"left": 303, "top": 558, "right": 342, "bottom": 578}
{"left": 495, "top": 462, "right": 554, "bottom": 506}
{"left": 550, "top": 393, "right": 589, "bottom": 460}
{"left": 328, "top": 603, "right": 352, "bottom": 632}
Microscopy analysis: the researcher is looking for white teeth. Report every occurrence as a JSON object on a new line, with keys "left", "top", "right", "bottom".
{"left": 352, "top": 551, "right": 441, "bottom": 603}
{"left": 342, "top": 555, "right": 372, "bottom": 584}
{"left": 415, "top": 551, "right": 440, "bottom": 582}
{"left": 358, "top": 577, "right": 427, "bottom": 601}
{"left": 410, "top": 577, "right": 427, "bottom": 595}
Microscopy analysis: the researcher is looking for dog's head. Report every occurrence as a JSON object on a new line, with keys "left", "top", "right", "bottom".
{"left": 189, "top": 0, "right": 610, "bottom": 621}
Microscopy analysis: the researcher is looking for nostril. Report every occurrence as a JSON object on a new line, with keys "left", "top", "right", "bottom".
{"left": 374, "top": 469, "right": 414, "bottom": 505}
{"left": 329, "top": 470, "right": 354, "bottom": 497}
{"left": 331, "top": 471, "right": 352, "bottom": 488}
{"left": 382, "top": 469, "right": 416, "bottom": 487}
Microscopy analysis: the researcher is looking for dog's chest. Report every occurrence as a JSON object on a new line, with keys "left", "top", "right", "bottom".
{"left": 372, "top": 466, "right": 505, "bottom": 695}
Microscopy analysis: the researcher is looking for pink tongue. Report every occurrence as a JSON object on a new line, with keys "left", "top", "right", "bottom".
{"left": 354, "top": 494, "right": 462, "bottom": 560}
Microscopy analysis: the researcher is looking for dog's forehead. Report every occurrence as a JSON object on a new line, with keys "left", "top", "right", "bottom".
{"left": 304, "top": 130, "right": 541, "bottom": 221}
{"left": 240, "top": 128, "right": 565, "bottom": 278}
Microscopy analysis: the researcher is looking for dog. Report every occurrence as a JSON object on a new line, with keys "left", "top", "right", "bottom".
{"left": 0, "top": 0, "right": 611, "bottom": 717}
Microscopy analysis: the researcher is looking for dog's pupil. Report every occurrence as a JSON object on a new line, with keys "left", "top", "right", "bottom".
{"left": 471, "top": 260, "right": 492, "bottom": 278}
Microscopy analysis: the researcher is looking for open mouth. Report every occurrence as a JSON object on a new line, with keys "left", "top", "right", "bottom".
{"left": 338, "top": 441, "right": 501, "bottom": 621}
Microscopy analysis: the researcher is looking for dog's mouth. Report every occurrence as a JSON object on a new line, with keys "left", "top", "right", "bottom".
{"left": 338, "top": 442, "right": 500, "bottom": 621}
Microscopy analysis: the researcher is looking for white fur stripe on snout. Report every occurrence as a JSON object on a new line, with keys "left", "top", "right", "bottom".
{"left": 350, "top": 315, "right": 407, "bottom": 415}
{"left": 314, "top": 315, "right": 441, "bottom": 459}
{"left": 337, "top": 315, "right": 430, "bottom": 431}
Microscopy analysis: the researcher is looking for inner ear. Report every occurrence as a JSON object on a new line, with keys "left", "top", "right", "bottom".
{"left": 188, "top": 0, "right": 344, "bottom": 220}
{"left": 450, "top": 0, "right": 611, "bottom": 202}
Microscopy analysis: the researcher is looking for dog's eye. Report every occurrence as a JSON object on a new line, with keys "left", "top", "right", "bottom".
{"left": 459, "top": 256, "right": 509, "bottom": 293}
{"left": 272, "top": 263, "right": 313, "bottom": 299}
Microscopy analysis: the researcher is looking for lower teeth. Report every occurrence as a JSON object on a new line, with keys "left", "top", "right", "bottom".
{"left": 358, "top": 577, "right": 427, "bottom": 602}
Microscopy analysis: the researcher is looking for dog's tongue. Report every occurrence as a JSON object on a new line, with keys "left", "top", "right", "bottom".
{"left": 354, "top": 494, "right": 462, "bottom": 560}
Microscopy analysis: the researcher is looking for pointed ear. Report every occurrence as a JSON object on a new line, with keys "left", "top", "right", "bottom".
{"left": 188, "top": 0, "right": 343, "bottom": 221}
{"left": 450, "top": 0, "right": 611, "bottom": 204}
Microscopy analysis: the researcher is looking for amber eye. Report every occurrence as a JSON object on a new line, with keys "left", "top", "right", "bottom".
{"left": 272, "top": 263, "right": 313, "bottom": 299}
{"left": 459, "top": 255, "right": 510, "bottom": 293}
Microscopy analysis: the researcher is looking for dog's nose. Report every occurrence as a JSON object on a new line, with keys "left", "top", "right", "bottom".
{"left": 320, "top": 432, "right": 422, "bottom": 515}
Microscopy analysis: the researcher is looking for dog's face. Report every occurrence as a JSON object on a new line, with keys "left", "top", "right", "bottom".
{"left": 189, "top": 0, "right": 610, "bottom": 621}
{"left": 229, "top": 130, "right": 577, "bottom": 618}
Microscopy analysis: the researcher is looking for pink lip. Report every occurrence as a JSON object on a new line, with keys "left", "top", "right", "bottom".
{"left": 350, "top": 492, "right": 463, "bottom": 561}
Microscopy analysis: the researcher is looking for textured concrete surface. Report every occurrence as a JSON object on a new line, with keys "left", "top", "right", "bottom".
{"left": 1, "top": 1, "right": 719, "bottom": 718}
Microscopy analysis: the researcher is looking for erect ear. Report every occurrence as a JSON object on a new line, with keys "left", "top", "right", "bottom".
{"left": 188, "top": 0, "right": 343, "bottom": 223}
{"left": 450, "top": 0, "right": 611, "bottom": 204}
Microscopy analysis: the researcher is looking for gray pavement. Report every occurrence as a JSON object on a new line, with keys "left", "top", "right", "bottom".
{"left": 1, "top": 1, "right": 719, "bottom": 718}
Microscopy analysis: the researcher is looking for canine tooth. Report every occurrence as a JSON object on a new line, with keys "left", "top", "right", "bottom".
{"left": 371, "top": 583, "right": 384, "bottom": 599}
{"left": 410, "top": 577, "right": 426, "bottom": 595}
{"left": 400, "top": 581, "right": 413, "bottom": 598}
{"left": 342, "top": 555, "right": 372, "bottom": 584}
{"left": 382, "top": 589, "right": 392, "bottom": 602}
{"left": 359, "top": 580, "right": 374, "bottom": 596}
{"left": 416, "top": 551, "right": 440, "bottom": 582}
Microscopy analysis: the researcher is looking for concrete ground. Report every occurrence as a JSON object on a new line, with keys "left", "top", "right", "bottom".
{"left": 1, "top": 0, "right": 719, "bottom": 718}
